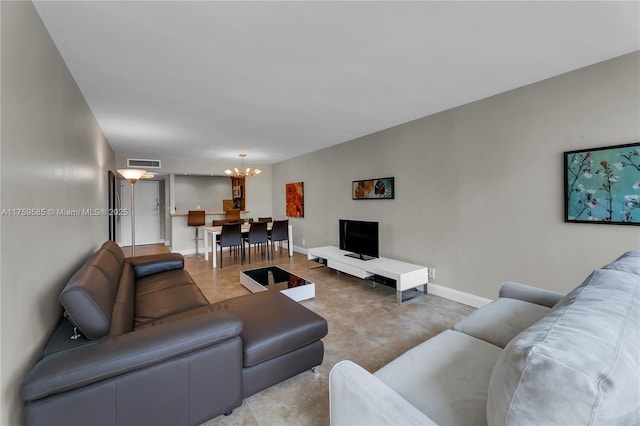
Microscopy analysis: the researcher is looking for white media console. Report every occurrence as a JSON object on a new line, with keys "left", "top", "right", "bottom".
{"left": 307, "top": 246, "right": 429, "bottom": 304}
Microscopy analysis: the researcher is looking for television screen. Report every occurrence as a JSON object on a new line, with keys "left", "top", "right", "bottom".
{"left": 339, "top": 219, "right": 379, "bottom": 260}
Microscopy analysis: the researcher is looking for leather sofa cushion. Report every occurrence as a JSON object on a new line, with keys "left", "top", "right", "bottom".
{"left": 129, "top": 253, "right": 185, "bottom": 278}
{"left": 136, "top": 269, "right": 196, "bottom": 297}
{"left": 453, "top": 298, "right": 550, "bottom": 348}
{"left": 213, "top": 291, "right": 328, "bottom": 367}
{"left": 487, "top": 268, "right": 640, "bottom": 425}
{"left": 134, "top": 269, "right": 209, "bottom": 327}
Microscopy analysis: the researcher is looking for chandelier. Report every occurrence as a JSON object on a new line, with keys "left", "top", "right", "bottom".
{"left": 224, "top": 154, "right": 261, "bottom": 178}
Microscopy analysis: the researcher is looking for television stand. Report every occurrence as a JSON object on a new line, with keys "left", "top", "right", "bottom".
{"left": 345, "top": 253, "right": 376, "bottom": 261}
{"left": 308, "top": 246, "right": 429, "bottom": 304}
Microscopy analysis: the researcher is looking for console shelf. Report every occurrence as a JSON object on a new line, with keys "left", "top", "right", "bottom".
{"left": 307, "top": 246, "right": 429, "bottom": 304}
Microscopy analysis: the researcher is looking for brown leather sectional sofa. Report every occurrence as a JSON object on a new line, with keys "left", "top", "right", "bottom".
{"left": 20, "top": 241, "right": 328, "bottom": 426}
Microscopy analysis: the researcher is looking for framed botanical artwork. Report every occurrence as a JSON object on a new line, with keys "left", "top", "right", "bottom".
{"left": 352, "top": 177, "right": 394, "bottom": 200}
{"left": 564, "top": 142, "right": 640, "bottom": 225}
{"left": 286, "top": 182, "right": 304, "bottom": 217}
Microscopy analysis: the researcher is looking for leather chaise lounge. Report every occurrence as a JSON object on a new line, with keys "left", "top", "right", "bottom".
{"left": 20, "top": 241, "right": 328, "bottom": 426}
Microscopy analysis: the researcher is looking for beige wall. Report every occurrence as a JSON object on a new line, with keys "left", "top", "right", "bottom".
{"left": 174, "top": 175, "right": 231, "bottom": 212}
{"left": 0, "top": 2, "right": 116, "bottom": 424}
{"left": 273, "top": 52, "right": 640, "bottom": 299}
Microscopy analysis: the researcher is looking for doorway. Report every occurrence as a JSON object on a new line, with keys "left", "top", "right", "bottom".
{"left": 119, "top": 180, "right": 160, "bottom": 246}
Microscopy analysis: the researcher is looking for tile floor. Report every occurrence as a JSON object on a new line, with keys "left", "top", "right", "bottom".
{"left": 152, "top": 245, "right": 475, "bottom": 425}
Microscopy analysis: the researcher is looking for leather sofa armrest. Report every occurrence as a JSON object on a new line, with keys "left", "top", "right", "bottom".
{"left": 329, "top": 360, "right": 437, "bottom": 426}
{"left": 128, "top": 253, "right": 184, "bottom": 278}
{"left": 498, "top": 281, "right": 565, "bottom": 308}
{"left": 20, "top": 310, "right": 242, "bottom": 401}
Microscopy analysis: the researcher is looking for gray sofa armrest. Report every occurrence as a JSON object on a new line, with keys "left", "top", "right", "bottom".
{"left": 21, "top": 310, "right": 242, "bottom": 401}
{"left": 499, "top": 281, "right": 564, "bottom": 308}
{"left": 329, "top": 360, "right": 437, "bottom": 426}
{"left": 128, "top": 253, "right": 185, "bottom": 278}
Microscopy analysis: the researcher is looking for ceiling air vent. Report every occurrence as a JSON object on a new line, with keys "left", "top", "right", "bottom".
{"left": 127, "top": 158, "right": 161, "bottom": 168}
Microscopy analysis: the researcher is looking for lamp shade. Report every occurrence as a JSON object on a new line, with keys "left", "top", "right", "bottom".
{"left": 117, "top": 168, "right": 147, "bottom": 182}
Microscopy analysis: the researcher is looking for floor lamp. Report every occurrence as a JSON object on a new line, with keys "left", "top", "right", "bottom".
{"left": 117, "top": 168, "right": 147, "bottom": 257}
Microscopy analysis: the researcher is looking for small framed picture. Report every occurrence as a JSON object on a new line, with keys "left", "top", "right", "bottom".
{"left": 352, "top": 177, "right": 394, "bottom": 200}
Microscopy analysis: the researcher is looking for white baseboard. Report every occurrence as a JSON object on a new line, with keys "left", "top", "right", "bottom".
{"left": 428, "top": 283, "right": 491, "bottom": 308}
{"left": 175, "top": 247, "right": 213, "bottom": 256}
{"left": 174, "top": 248, "right": 195, "bottom": 256}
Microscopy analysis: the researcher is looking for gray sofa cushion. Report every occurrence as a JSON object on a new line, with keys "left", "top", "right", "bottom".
{"left": 453, "top": 298, "right": 550, "bottom": 348}
{"left": 375, "top": 330, "right": 502, "bottom": 426}
{"left": 487, "top": 268, "right": 640, "bottom": 425}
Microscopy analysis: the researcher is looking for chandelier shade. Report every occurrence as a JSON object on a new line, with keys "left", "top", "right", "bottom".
{"left": 225, "top": 154, "right": 261, "bottom": 178}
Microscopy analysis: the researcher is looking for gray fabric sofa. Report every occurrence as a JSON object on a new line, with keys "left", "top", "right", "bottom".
{"left": 330, "top": 250, "right": 639, "bottom": 425}
{"left": 21, "top": 241, "right": 328, "bottom": 426}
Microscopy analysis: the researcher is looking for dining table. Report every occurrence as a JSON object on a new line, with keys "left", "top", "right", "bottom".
{"left": 203, "top": 223, "right": 293, "bottom": 268}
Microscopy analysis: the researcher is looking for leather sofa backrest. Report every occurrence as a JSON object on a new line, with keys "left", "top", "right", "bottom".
{"left": 108, "top": 262, "right": 136, "bottom": 336}
{"left": 59, "top": 242, "right": 126, "bottom": 340}
{"left": 86, "top": 248, "right": 121, "bottom": 300}
{"left": 59, "top": 264, "right": 116, "bottom": 339}
{"left": 101, "top": 240, "right": 125, "bottom": 269}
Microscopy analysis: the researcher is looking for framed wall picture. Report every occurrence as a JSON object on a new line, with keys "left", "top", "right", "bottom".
{"left": 352, "top": 177, "right": 394, "bottom": 200}
{"left": 286, "top": 182, "right": 304, "bottom": 217}
{"left": 564, "top": 142, "right": 640, "bottom": 225}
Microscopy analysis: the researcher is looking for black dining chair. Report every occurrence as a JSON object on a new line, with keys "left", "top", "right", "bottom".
{"left": 217, "top": 222, "right": 243, "bottom": 268}
{"left": 269, "top": 219, "right": 289, "bottom": 259}
{"left": 244, "top": 221, "right": 269, "bottom": 264}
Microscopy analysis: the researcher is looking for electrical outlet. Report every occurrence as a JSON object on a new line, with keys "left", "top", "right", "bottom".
{"left": 302, "top": 238, "right": 306, "bottom": 246}
{"left": 428, "top": 268, "right": 436, "bottom": 280}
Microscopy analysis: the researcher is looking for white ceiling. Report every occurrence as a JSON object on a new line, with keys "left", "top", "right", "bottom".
{"left": 33, "top": 1, "right": 639, "bottom": 165}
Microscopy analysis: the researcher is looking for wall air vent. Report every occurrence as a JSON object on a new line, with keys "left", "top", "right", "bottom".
{"left": 127, "top": 158, "right": 161, "bottom": 168}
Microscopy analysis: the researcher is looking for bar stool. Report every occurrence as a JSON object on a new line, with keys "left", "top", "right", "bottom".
{"left": 225, "top": 209, "right": 241, "bottom": 223}
{"left": 187, "top": 210, "right": 206, "bottom": 257}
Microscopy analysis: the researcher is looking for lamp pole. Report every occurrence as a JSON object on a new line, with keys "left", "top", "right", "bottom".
{"left": 117, "top": 169, "right": 147, "bottom": 257}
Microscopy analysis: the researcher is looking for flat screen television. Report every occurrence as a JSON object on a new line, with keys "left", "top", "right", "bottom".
{"left": 339, "top": 219, "right": 379, "bottom": 260}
